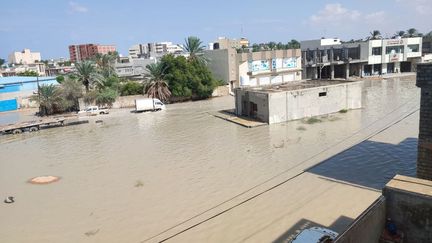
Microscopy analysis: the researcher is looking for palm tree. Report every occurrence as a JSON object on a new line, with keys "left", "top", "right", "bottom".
{"left": 59, "top": 78, "right": 83, "bottom": 111}
{"left": 183, "top": 36, "right": 206, "bottom": 63}
{"left": 94, "top": 53, "right": 118, "bottom": 77}
{"left": 144, "top": 63, "right": 171, "bottom": 102}
{"left": 406, "top": 28, "right": 419, "bottom": 37}
{"left": 369, "top": 30, "right": 382, "bottom": 40}
{"left": 394, "top": 31, "right": 406, "bottom": 38}
{"left": 31, "top": 84, "right": 64, "bottom": 116}
{"left": 74, "top": 61, "right": 103, "bottom": 92}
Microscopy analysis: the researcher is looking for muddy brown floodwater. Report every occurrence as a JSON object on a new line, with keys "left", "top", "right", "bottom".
{"left": 0, "top": 78, "right": 420, "bottom": 242}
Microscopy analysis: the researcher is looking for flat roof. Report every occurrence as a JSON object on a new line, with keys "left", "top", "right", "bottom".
{"left": 240, "top": 80, "right": 357, "bottom": 93}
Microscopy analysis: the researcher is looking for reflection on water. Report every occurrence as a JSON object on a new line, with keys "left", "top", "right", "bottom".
{"left": 0, "top": 78, "right": 421, "bottom": 242}
{"left": 308, "top": 138, "right": 417, "bottom": 189}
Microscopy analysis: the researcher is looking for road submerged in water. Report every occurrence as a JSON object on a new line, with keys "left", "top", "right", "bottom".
{"left": 0, "top": 77, "right": 420, "bottom": 242}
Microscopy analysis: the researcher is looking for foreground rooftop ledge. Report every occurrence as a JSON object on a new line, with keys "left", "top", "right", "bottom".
{"left": 384, "top": 175, "right": 432, "bottom": 197}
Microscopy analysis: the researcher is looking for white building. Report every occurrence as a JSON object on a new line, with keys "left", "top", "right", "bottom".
{"left": 115, "top": 58, "right": 157, "bottom": 79}
{"left": 128, "top": 42, "right": 183, "bottom": 59}
{"left": 8, "top": 49, "right": 41, "bottom": 65}
{"left": 301, "top": 37, "right": 423, "bottom": 79}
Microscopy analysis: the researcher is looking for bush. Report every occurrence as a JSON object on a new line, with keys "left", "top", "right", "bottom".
{"left": 95, "top": 88, "right": 118, "bottom": 107}
{"left": 120, "top": 81, "right": 144, "bottom": 96}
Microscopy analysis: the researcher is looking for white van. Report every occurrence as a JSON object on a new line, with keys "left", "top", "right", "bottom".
{"left": 135, "top": 98, "right": 166, "bottom": 112}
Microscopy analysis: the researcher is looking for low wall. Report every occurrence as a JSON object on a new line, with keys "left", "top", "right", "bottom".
{"left": 212, "top": 85, "right": 230, "bottom": 97}
{"left": 383, "top": 175, "right": 432, "bottom": 243}
{"left": 111, "top": 95, "right": 147, "bottom": 109}
{"left": 335, "top": 196, "right": 386, "bottom": 243}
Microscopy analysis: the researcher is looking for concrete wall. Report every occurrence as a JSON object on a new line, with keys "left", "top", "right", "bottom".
{"left": 111, "top": 95, "right": 148, "bottom": 109}
{"left": 383, "top": 175, "right": 432, "bottom": 243}
{"left": 205, "top": 49, "right": 237, "bottom": 84}
{"left": 416, "top": 63, "right": 432, "bottom": 180}
{"left": 235, "top": 81, "right": 362, "bottom": 124}
{"left": 335, "top": 196, "right": 386, "bottom": 243}
{"left": 234, "top": 88, "right": 269, "bottom": 122}
{"left": 267, "top": 82, "right": 362, "bottom": 124}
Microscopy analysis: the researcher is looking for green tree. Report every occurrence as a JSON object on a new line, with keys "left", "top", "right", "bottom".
{"left": 369, "top": 30, "right": 382, "bottom": 40}
{"left": 394, "top": 30, "right": 406, "bottom": 38}
{"left": 183, "top": 36, "right": 206, "bottom": 63}
{"left": 252, "top": 43, "right": 260, "bottom": 52}
{"left": 267, "top": 41, "right": 276, "bottom": 50}
{"left": 287, "top": 39, "right": 301, "bottom": 49}
{"left": 18, "top": 70, "right": 39, "bottom": 76}
{"left": 144, "top": 62, "right": 171, "bottom": 102}
{"left": 0, "top": 58, "right": 5, "bottom": 66}
{"left": 406, "top": 28, "right": 419, "bottom": 37}
{"left": 95, "top": 88, "right": 118, "bottom": 107}
{"left": 161, "top": 54, "right": 218, "bottom": 100}
{"left": 56, "top": 75, "right": 65, "bottom": 83}
{"left": 94, "top": 53, "right": 118, "bottom": 77}
{"left": 59, "top": 78, "right": 83, "bottom": 111}
{"left": 74, "top": 61, "right": 103, "bottom": 92}
{"left": 120, "top": 81, "right": 144, "bottom": 96}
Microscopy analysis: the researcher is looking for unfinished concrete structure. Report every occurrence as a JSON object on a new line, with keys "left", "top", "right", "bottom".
{"left": 234, "top": 80, "right": 362, "bottom": 124}
{"left": 416, "top": 63, "right": 432, "bottom": 180}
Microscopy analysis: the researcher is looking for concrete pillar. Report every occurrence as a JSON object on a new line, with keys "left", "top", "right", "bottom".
{"left": 330, "top": 64, "right": 335, "bottom": 80}
{"left": 416, "top": 63, "right": 432, "bottom": 180}
{"left": 345, "top": 63, "right": 350, "bottom": 80}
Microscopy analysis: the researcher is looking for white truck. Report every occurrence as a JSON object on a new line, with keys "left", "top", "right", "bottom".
{"left": 135, "top": 98, "right": 166, "bottom": 112}
{"left": 292, "top": 227, "right": 338, "bottom": 243}
{"left": 78, "top": 106, "right": 109, "bottom": 115}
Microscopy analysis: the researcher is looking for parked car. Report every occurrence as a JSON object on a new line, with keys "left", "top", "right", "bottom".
{"left": 135, "top": 98, "right": 165, "bottom": 112}
{"left": 78, "top": 106, "right": 109, "bottom": 115}
{"left": 292, "top": 227, "right": 338, "bottom": 243}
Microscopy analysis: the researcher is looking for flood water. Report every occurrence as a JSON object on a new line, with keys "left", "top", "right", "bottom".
{"left": 0, "top": 77, "right": 420, "bottom": 242}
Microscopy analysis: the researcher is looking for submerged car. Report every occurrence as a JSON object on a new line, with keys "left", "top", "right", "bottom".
{"left": 292, "top": 227, "right": 338, "bottom": 243}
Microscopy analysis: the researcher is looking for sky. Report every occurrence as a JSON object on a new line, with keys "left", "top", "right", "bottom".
{"left": 1, "top": 0, "right": 431, "bottom": 60}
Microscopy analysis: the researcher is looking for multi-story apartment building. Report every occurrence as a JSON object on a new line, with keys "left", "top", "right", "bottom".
{"left": 69, "top": 44, "right": 116, "bottom": 63}
{"left": 128, "top": 42, "right": 183, "bottom": 59}
{"left": 8, "top": 49, "right": 41, "bottom": 64}
{"left": 301, "top": 37, "right": 423, "bottom": 79}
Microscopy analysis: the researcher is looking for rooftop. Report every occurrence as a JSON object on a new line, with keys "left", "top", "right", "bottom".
{"left": 239, "top": 80, "right": 357, "bottom": 93}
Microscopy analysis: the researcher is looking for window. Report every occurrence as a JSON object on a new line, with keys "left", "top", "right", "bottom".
{"left": 407, "top": 44, "right": 419, "bottom": 52}
{"left": 319, "top": 92, "right": 327, "bottom": 97}
{"left": 386, "top": 46, "right": 404, "bottom": 54}
{"left": 372, "top": 47, "right": 382, "bottom": 56}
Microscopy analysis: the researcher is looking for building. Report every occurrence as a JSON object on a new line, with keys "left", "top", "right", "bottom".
{"left": 205, "top": 48, "right": 237, "bottom": 86}
{"left": 213, "top": 37, "right": 249, "bottom": 50}
{"left": 234, "top": 80, "right": 362, "bottom": 124}
{"left": 115, "top": 58, "right": 157, "bottom": 79}
{"left": 0, "top": 63, "right": 46, "bottom": 77}
{"left": 128, "top": 42, "right": 183, "bottom": 59}
{"left": 69, "top": 44, "right": 116, "bottom": 63}
{"left": 0, "top": 76, "right": 57, "bottom": 112}
{"left": 8, "top": 49, "right": 41, "bottom": 64}
{"left": 237, "top": 49, "right": 302, "bottom": 88}
{"left": 206, "top": 49, "right": 302, "bottom": 91}
{"left": 301, "top": 37, "right": 423, "bottom": 80}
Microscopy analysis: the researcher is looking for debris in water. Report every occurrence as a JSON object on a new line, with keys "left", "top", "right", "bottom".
{"left": 28, "top": 176, "right": 60, "bottom": 184}
{"left": 4, "top": 196, "right": 14, "bottom": 204}
{"left": 84, "top": 229, "right": 100, "bottom": 237}
{"left": 95, "top": 120, "right": 103, "bottom": 124}
{"left": 273, "top": 140, "right": 285, "bottom": 149}
{"left": 135, "top": 180, "right": 144, "bottom": 187}
{"left": 297, "top": 126, "right": 306, "bottom": 131}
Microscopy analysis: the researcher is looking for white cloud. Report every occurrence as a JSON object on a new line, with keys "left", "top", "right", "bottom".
{"left": 309, "top": 4, "right": 361, "bottom": 24}
{"left": 396, "top": 0, "right": 432, "bottom": 15}
{"left": 69, "top": 2, "right": 88, "bottom": 13}
{"left": 308, "top": 4, "right": 388, "bottom": 27}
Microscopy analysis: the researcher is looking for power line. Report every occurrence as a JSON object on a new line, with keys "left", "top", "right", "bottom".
{"left": 143, "top": 97, "right": 420, "bottom": 242}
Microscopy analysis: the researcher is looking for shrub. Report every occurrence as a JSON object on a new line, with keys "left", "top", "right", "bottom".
{"left": 120, "top": 81, "right": 144, "bottom": 96}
